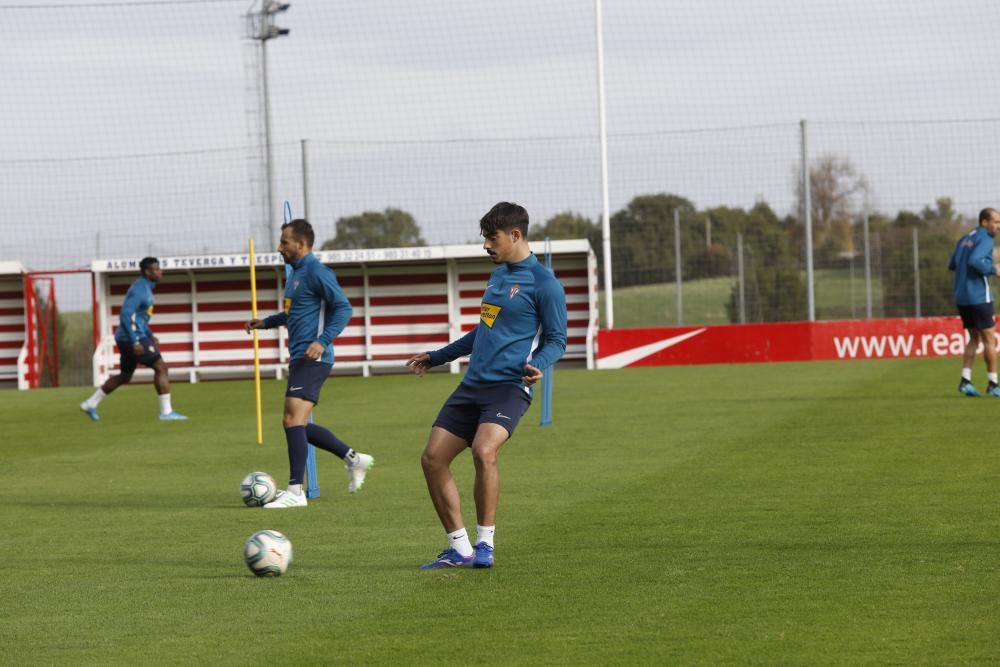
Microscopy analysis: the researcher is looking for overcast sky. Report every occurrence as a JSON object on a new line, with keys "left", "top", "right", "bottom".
{"left": 2, "top": 0, "right": 1000, "bottom": 305}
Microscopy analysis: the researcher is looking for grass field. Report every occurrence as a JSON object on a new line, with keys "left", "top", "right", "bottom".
{"left": 2, "top": 359, "right": 999, "bottom": 665}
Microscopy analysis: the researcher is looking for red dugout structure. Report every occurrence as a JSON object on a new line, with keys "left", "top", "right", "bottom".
{"left": 1, "top": 263, "right": 67, "bottom": 390}
{"left": 90, "top": 241, "right": 597, "bottom": 386}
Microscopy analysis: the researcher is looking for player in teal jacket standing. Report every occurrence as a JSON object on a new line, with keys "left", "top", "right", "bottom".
{"left": 247, "top": 219, "right": 374, "bottom": 507}
{"left": 407, "top": 202, "right": 567, "bottom": 569}
{"left": 949, "top": 208, "right": 1000, "bottom": 397}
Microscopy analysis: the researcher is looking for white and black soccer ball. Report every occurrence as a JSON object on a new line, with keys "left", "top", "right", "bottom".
{"left": 243, "top": 529, "right": 293, "bottom": 577}
{"left": 240, "top": 471, "right": 277, "bottom": 507}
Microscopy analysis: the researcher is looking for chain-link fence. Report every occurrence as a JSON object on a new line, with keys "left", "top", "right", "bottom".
{"left": 609, "top": 211, "right": 963, "bottom": 328}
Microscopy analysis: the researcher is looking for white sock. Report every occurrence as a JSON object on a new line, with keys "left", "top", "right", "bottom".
{"left": 344, "top": 449, "right": 358, "bottom": 465}
{"left": 962, "top": 368, "right": 973, "bottom": 381}
{"left": 476, "top": 524, "right": 495, "bottom": 548}
{"left": 158, "top": 394, "right": 173, "bottom": 415}
{"left": 85, "top": 388, "right": 107, "bottom": 408}
{"left": 447, "top": 528, "right": 474, "bottom": 558}
{"left": 988, "top": 372, "right": 997, "bottom": 385}
{"left": 287, "top": 483, "right": 303, "bottom": 496}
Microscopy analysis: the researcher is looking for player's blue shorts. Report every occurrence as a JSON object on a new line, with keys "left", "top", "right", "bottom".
{"left": 958, "top": 303, "right": 995, "bottom": 331}
{"left": 286, "top": 358, "right": 332, "bottom": 404}
{"left": 433, "top": 382, "right": 532, "bottom": 445}
{"left": 115, "top": 336, "right": 162, "bottom": 376}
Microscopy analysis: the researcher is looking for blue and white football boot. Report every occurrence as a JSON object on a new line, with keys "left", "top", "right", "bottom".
{"left": 959, "top": 379, "right": 981, "bottom": 397}
{"left": 419, "top": 548, "right": 473, "bottom": 569}
{"left": 472, "top": 542, "right": 494, "bottom": 569}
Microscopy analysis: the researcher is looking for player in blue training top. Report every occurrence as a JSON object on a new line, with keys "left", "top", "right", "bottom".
{"left": 949, "top": 207, "right": 1000, "bottom": 397}
{"left": 79, "top": 256, "right": 188, "bottom": 421}
{"left": 246, "top": 219, "right": 374, "bottom": 507}
{"left": 406, "top": 202, "right": 567, "bottom": 569}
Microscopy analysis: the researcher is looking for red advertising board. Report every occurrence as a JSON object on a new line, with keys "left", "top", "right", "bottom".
{"left": 596, "top": 317, "right": 972, "bottom": 368}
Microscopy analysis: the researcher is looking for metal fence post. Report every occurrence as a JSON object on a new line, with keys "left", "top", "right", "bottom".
{"left": 864, "top": 213, "right": 872, "bottom": 319}
{"left": 801, "top": 119, "right": 815, "bottom": 322}
{"left": 913, "top": 227, "right": 921, "bottom": 317}
{"left": 300, "top": 138, "right": 310, "bottom": 220}
{"left": 674, "top": 208, "right": 682, "bottom": 326}
{"left": 737, "top": 232, "right": 746, "bottom": 324}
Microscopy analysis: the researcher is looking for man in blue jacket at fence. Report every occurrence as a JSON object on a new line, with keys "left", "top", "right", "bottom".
{"left": 949, "top": 207, "right": 1000, "bottom": 397}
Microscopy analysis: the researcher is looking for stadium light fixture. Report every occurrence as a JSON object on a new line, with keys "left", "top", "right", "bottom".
{"left": 246, "top": 1, "right": 291, "bottom": 241}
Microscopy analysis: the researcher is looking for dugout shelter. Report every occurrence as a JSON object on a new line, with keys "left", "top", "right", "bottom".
{"left": 90, "top": 240, "right": 597, "bottom": 386}
{"left": 0, "top": 262, "right": 28, "bottom": 389}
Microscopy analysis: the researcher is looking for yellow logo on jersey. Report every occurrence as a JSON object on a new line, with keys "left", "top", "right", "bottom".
{"left": 480, "top": 303, "right": 501, "bottom": 328}
{"left": 283, "top": 297, "right": 292, "bottom": 315}
{"left": 146, "top": 305, "right": 154, "bottom": 317}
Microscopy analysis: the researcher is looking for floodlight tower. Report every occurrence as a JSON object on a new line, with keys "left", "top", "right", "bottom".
{"left": 247, "top": 1, "right": 290, "bottom": 242}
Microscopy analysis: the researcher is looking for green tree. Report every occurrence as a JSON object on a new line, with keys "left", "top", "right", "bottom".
{"left": 881, "top": 197, "right": 968, "bottom": 317}
{"left": 610, "top": 193, "right": 696, "bottom": 287}
{"left": 725, "top": 202, "right": 807, "bottom": 323}
{"left": 320, "top": 208, "right": 426, "bottom": 250}
{"left": 529, "top": 211, "right": 597, "bottom": 242}
{"left": 685, "top": 207, "right": 745, "bottom": 280}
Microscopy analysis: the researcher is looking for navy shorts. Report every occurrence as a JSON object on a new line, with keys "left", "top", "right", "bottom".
{"left": 116, "top": 336, "right": 162, "bottom": 376}
{"left": 286, "top": 358, "right": 332, "bottom": 404}
{"left": 433, "top": 383, "right": 532, "bottom": 445}
{"left": 958, "top": 303, "right": 995, "bottom": 331}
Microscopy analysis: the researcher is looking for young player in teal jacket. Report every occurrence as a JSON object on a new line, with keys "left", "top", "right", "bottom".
{"left": 408, "top": 202, "right": 567, "bottom": 569}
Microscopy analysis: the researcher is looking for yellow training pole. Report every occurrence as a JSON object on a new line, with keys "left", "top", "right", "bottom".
{"left": 249, "top": 239, "right": 263, "bottom": 446}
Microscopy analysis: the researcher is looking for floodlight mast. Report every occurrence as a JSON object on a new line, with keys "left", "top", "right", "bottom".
{"left": 247, "top": 1, "right": 291, "bottom": 243}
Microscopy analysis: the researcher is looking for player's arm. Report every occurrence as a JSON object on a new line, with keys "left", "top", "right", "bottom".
{"left": 407, "top": 328, "right": 478, "bottom": 375}
{"left": 968, "top": 236, "right": 997, "bottom": 275}
{"left": 430, "top": 328, "right": 477, "bottom": 365}
{"left": 118, "top": 286, "right": 145, "bottom": 352}
{"left": 315, "top": 270, "right": 353, "bottom": 348}
{"left": 526, "top": 279, "right": 568, "bottom": 377}
{"left": 246, "top": 312, "right": 286, "bottom": 333}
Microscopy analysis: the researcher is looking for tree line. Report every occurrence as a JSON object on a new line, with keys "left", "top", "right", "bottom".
{"left": 318, "top": 155, "right": 974, "bottom": 323}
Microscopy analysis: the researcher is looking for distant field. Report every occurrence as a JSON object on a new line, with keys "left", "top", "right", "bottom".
{"left": 601, "top": 269, "right": 886, "bottom": 328}
{"left": 600, "top": 275, "right": 735, "bottom": 328}
{"left": 58, "top": 310, "right": 93, "bottom": 387}
{"left": 814, "top": 268, "right": 887, "bottom": 320}
{"left": 3, "top": 358, "right": 998, "bottom": 665}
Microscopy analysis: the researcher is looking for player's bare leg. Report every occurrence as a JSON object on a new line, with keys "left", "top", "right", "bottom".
{"left": 959, "top": 329, "right": 982, "bottom": 396}
{"left": 80, "top": 369, "right": 133, "bottom": 421}
{"left": 471, "top": 423, "right": 508, "bottom": 527}
{"left": 101, "top": 371, "right": 131, "bottom": 394}
{"left": 962, "top": 329, "right": 978, "bottom": 371}
{"left": 152, "top": 357, "right": 170, "bottom": 395}
{"left": 469, "top": 423, "right": 509, "bottom": 568}
{"left": 419, "top": 427, "right": 475, "bottom": 568}
{"left": 978, "top": 328, "right": 1000, "bottom": 396}
{"left": 153, "top": 358, "right": 187, "bottom": 420}
{"left": 980, "top": 328, "right": 997, "bottom": 374}
{"left": 421, "top": 427, "right": 469, "bottom": 532}
{"left": 282, "top": 395, "right": 314, "bottom": 428}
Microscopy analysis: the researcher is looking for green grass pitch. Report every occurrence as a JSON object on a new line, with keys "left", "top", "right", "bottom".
{"left": 1, "top": 358, "right": 998, "bottom": 664}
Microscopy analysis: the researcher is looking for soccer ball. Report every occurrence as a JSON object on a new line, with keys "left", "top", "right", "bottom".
{"left": 243, "top": 530, "right": 293, "bottom": 577}
{"left": 240, "top": 471, "right": 277, "bottom": 507}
